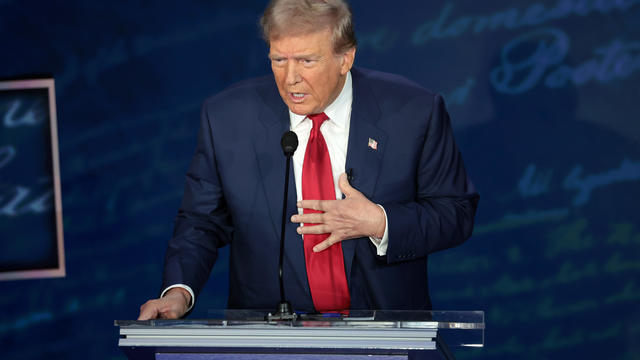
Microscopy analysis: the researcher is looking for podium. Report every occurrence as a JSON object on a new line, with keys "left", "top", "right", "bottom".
{"left": 115, "top": 310, "right": 484, "bottom": 360}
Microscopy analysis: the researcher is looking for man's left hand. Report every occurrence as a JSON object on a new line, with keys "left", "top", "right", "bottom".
{"left": 291, "top": 173, "right": 386, "bottom": 252}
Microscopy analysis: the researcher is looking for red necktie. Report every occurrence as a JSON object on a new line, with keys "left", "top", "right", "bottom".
{"left": 301, "top": 112, "right": 350, "bottom": 312}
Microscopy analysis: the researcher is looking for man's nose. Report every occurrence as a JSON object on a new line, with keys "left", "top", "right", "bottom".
{"left": 285, "top": 62, "right": 301, "bottom": 85}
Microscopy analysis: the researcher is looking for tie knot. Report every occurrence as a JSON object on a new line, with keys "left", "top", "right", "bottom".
{"left": 308, "top": 112, "right": 329, "bottom": 130}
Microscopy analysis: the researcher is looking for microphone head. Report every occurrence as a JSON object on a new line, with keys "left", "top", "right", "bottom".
{"left": 281, "top": 131, "right": 298, "bottom": 157}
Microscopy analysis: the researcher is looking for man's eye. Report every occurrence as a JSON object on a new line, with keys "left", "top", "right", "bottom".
{"left": 302, "top": 59, "right": 315, "bottom": 65}
{"left": 272, "top": 59, "right": 286, "bottom": 65}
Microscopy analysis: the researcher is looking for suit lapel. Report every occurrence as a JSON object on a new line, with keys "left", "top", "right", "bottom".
{"left": 253, "top": 110, "right": 288, "bottom": 238}
{"left": 251, "top": 69, "right": 388, "bottom": 305}
{"left": 343, "top": 69, "right": 388, "bottom": 284}
{"left": 253, "top": 83, "right": 311, "bottom": 300}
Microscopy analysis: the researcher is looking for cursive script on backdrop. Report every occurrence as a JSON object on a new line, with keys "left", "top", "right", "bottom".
{"left": 412, "top": 0, "right": 640, "bottom": 45}
{"left": 490, "top": 28, "right": 640, "bottom": 94}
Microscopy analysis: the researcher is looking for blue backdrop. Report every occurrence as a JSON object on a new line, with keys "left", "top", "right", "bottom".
{"left": 1, "top": 1, "right": 639, "bottom": 359}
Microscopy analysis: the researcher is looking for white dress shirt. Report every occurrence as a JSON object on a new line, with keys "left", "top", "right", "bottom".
{"left": 289, "top": 71, "right": 389, "bottom": 254}
{"left": 162, "top": 72, "right": 389, "bottom": 311}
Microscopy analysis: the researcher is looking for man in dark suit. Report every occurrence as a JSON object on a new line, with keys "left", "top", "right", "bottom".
{"left": 139, "top": 0, "right": 478, "bottom": 320}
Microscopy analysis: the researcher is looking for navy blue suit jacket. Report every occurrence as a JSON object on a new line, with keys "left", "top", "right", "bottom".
{"left": 162, "top": 67, "right": 479, "bottom": 312}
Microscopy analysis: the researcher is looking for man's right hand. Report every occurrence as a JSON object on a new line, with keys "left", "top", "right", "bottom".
{"left": 138, "top": 288, "right": 191, "bottom": 320}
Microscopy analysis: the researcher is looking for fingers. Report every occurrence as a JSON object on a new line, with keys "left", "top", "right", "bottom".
{"left": 137, "top": 293, "right": 188, "bottom": 321}
{"left": 296, "top": 223, "right": 329, "bottom": 235}
{"left": 291, "top": 212, "right": 325, "bottom": 224}
{"left": 138, "top": 300, "right": 160, "bottom": 320}
{"left": 297, "top": 199, "right": 326, "bottom": 212}
{"left": 338, "top": 173, "right": 354, "bottom": 197}
{"left": 158, "top": 308, "right": 182, "bottom": 319}
{"left": 313, "top": 235, "right": 340, "bottom": 252}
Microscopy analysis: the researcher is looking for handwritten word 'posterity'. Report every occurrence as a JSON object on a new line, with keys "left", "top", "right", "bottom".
{"left": 412, "top": 0, "right": 640, "bottom": 45}
{"left": 3, "top": 100, "right": 45, "bottom": 128}
{"left": 490, "top": 28, "right": 640, "bottom": 93}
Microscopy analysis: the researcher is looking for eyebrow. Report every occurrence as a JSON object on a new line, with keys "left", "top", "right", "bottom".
{"left": 268, "top": 53, "right": 321, "bottom": 60}
{"left": 297, "top": 55, "right": 321, "bottom": 60}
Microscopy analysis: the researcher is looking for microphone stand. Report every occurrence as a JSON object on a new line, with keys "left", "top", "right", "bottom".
{"left": 267, "top": 131, "right": 298, "bottom": 321}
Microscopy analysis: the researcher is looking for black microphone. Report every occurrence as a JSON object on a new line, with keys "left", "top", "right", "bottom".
{"left": 268, "top": 131, "right": 298, "bottom": 321}
{"left": 347, "top": 168, "right": 354, "bottom": 182}
{"left": 281, "top": 131, "right": 298, "bottom": 157}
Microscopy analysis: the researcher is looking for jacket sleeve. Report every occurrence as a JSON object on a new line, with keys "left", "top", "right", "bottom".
{"left": 382, "top": 93, "right": 479, "bottom": 264}
{"left": 161, "top": 100, "right": 234, "bottom": 299}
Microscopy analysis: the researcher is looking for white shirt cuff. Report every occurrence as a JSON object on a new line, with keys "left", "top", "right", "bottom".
{"left": 368, "top": 204, "right": 389, "bottom": 256}
{"left": 161, "top": 284, "right": 195, "bottom": 312}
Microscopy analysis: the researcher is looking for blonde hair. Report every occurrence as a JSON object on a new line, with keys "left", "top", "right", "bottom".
{"left": 260, "top": 0, "right": 357, "bottom": 54}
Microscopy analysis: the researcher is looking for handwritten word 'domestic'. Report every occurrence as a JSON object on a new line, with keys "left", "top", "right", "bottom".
{"left": 412, "top": 0, "right": 640, "bottom": 45}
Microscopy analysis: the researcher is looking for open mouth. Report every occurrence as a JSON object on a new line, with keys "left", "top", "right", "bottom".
{"left": 289, "top": 92, "right": 307, "bottom": 103}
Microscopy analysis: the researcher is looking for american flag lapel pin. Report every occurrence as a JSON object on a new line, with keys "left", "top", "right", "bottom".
{"left": 368, "top": 137, "right": 378, "bottom": 150}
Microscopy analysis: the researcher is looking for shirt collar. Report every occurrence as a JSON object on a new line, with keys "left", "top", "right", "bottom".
{"left": 289, "top": 71, "right": 352, "bottom": 129}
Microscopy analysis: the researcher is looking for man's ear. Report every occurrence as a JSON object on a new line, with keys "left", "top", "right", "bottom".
{"left": 340, "top": 47, "right": 356, "bottom": 75}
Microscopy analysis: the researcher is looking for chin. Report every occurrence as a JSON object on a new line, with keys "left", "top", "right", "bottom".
{"left": 288, "top": 104, "right": 313, "bottom": 116}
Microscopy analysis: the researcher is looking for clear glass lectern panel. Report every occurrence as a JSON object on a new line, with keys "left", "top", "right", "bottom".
{"left": 115, "top": 310, "right": 484, "bottom": 348}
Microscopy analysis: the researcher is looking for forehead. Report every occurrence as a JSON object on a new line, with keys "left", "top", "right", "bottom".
{"left": 269, "top": 29, "right": 334, "bottom": 56}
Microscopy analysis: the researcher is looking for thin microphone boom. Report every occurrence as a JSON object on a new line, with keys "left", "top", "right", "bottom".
{"left": 279, "top": 134, "right": 295, "bottom": 302}
{"left": 268, "top": 131, "right": 298, "bottom": 321}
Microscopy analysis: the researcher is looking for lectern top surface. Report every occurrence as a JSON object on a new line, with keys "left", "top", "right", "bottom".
{"left": 115, "top": 310, "right": 484, "bottom": 330}
{"left": 115, "top": 310, "right": 485, "bottom": 348}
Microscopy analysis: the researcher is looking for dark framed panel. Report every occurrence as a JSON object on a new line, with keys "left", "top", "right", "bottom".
{"left": 0, "top": 78, "right": 65, "bottom": 280}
